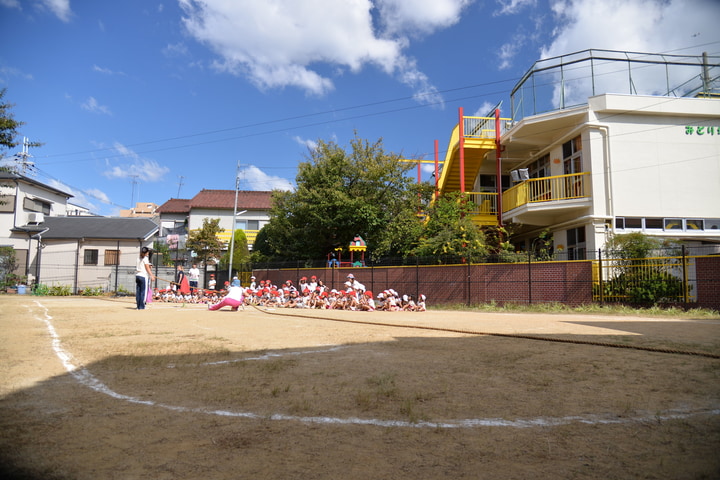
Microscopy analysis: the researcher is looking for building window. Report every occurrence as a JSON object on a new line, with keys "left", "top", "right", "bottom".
{"left": 645, "top": 218, "right": 663, "bottom": 229}
{"left": 0, "top": 195, "right": 15, "bottom": 213}
{"left": 686, "top": 219, "right": 704, "bottom": 230}
{"left": 84, "top": 249, "right": 99, "bottom": 265}
{"left": 562, "top": 136, "right": 582, "bottom": 174}
{"left": 528, "top": 154, "right": 550, "bottom": 178}
{"left": 664, "top": 219, "right": 683, "bottom": 230}
{"left": 567, "top": 226, "right": 586, "bottom": 260}
{"left": 478, "top": 174, "right": 511, "bottom": 193}
{"left": 104, "top": 249, "right": 120, "bottom": 266}
{"left": 235, "top": 219, "right": 260, "bottom": 231}
{"left": 23, "top": 197, "right": 51, "bottom": 215}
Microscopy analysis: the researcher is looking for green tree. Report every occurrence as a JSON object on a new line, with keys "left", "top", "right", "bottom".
{"left": 0, "top": 88, "right": 42, "bottom": 158}
{"left": 152, "top": 240, "right": 174, "bottom": 267}
{"left": 185, "top": 218, "right": 225, "bottom": 267}
{"left": 413, "top": 192, "right": 489, "bottom": 261}
{"left": 262, "top": 134, "right": 425, "bottom": 261}
{"left": 220, "top": 229, "right": 250, "bottom": 272}
{"left": 600, "top": 232, "right": 684, "bottom": 304}
{"left": 0, "top": 246, "right": 19, "bottom": 285}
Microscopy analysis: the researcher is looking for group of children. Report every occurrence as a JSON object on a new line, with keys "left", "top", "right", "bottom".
{"left": 241, "top": 273, "right": 426, "bottom": 312}
{"left": 151, "top": 272, "right": 427, "bottom": 312}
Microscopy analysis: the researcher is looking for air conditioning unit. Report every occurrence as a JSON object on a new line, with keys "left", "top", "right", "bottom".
{"left": 27, "top": 213, "right": 45, "bottom": 225}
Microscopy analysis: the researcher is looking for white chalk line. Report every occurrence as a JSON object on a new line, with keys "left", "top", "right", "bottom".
{"left": 30, "top": 300, "right": 720, "bottom": 429}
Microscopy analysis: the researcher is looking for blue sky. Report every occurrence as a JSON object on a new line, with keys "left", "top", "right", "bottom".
{"left": 1, "top": 0, "right": 718, "bottom": 215}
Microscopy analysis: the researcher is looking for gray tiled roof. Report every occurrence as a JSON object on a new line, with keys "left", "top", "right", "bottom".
{"left": 14, "top": 216, "right": 158, "bottom": 240}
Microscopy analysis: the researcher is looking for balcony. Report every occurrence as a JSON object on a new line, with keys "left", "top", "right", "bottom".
{"left": 467, "top": 192, "right": 499, "bottom": 226}
{"left": 216, "top": 229, "right": 259, "bottom": 247}
{"left": 501, "top": 172, "right": 592, "bottom": 225}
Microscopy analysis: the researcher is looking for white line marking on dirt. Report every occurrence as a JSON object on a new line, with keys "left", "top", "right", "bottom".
{"left": 31, "top": 300, "right": 720, "bottom": 429}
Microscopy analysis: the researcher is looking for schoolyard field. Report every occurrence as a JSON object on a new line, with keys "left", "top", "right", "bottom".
{"left": 1, "top": 295, "right": 719, "bottom": 479}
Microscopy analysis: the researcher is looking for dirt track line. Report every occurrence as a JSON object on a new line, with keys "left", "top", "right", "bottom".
{"left": 25, "top": 299, "right": 720, "bottom": 429}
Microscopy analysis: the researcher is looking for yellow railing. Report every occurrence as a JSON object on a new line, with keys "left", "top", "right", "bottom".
{"left": 216, "top": 229, "right": 260, "bottom": 246}
{"left": 467, "top": 192, "right": 498, "bottom": 216}
{"left": 502, "top": 172, "right": 590, "bottom": 212}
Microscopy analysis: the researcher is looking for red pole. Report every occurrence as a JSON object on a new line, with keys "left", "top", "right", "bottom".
{"left": 459, "top": 107, "right": 465, "bottom": 193}
{"left": 495, "top": 108, "right": 503, "bottom": 227}
{"left": 434, "top": 139, "right": 439, "bottom": 198}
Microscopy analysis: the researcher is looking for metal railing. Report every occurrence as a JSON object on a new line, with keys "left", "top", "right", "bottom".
{"left": 467, "top": 192, "right": 498, "bottom": 216}
{"left": 502, "top": 172, "right": 590, "bottom": 212}
{"left": 463, "top": 116, "right": 509, "bottom": 139}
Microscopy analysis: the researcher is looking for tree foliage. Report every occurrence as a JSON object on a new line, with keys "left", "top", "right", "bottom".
{"left": 185, "top": 218, "right": 225, "bottom": 266}
{"left": 413, "top": 192, "right": 489, "bottom": 261}
{"left": 220, "top": 229, "right": 250, "bottom": 271}
{"left": 0, "top": 88, "right": 42, "bottom": 159}
{"left": 261, "top": 134, "right": 426, "bottom": 260}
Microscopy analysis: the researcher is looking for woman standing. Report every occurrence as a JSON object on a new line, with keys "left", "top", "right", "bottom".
{"left": 135, "top": 247, "right": 155, "bottom": 310}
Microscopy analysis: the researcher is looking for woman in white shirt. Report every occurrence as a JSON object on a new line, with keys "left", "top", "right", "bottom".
{"left": 135, "top": 247, "right": 155, "bottom": 310}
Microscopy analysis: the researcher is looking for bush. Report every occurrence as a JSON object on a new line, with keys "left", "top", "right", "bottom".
{"left": 81, "top": 286, "right": 104, "bottom": 296}
{"left": 48, "top": 284, "right": 72, "bottom": 296}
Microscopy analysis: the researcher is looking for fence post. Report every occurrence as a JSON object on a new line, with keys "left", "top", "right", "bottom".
{"left": 415, "top": 256, "right": 420, "bottom": 300}
{"left": 682, "top": 245, "right": 689, "bottom": 304}
{"left": 466, "top": 261, "right": 471, "bottom": 306}
{"left": 598, "top": 248, "right": 604, "bottom": 304}
{"left": 527, "top": 250, "right": 532, "bottom": 305}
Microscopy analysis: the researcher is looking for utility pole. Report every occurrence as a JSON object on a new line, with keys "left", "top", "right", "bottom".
{"left": 177, "top": 175, "right": 184, "bottom": 198}
{"left": 129, "top": 175, "right": 139, "bottom": 209}
{"left": 228, "top": 162, "right": 240, "bottom": 283}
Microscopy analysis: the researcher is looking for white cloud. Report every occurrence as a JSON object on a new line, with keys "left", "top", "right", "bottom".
{"left": 494, "top": 0, "right": 536, "bottom": 16}
{"left": 81, "top": 96, "right": 112, "bottom": 115}
{"left": 536, "top": 0, "right": 720, "bottom": 102}
{"left": 92, "top": 65, "right": 126, "bottom": 76}
{"left": 376, "top": 0, "right": 472, "bottom": 36}
{"left": 102, "top": 143, "right": 170, "bottom": 183}
{"left": 178, "top": 0, "right": 466, "bottom": 101}
{"left": 293, "top": 136, "right": 318, "bottom": 151}
{"left": 46, "top": 180, "right": 108, "bottom": 212}
{"left": 239, "top": 165, "right": 293, "bottom": 191}
{"left": 41, "top": 0, "right": 72, "bottom": 22}
{"left": 162, "top": 42, "right": 189, "bottom": 57}
{"left": 0, "top": 0, "right": 20, "bottom": 10}
{"left": 542, "top": 0, "right": 720, "bottom": 59}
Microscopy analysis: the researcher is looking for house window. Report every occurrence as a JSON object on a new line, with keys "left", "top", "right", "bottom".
{"left": 528, "top": 154, "right": 550, "bottom": 178}
{"left": 0, "top": 195, "right": 15, "bottom": 213}
{"left": 645, "top": 218, "right": 663, "bottom": 229}
{"left": 567, "top": 226, "right": 586, "bottom": 260}
{"left": 104, "top": 249, "right": 120, "bottom": 266}
{"left": 664, "top": 219, "right": 683, "bottom": 230}
{"left": 235, "top": 219, "right": 260, "bottom": 231}
{"left": 84, "top": 249, "right": 99, "bottom": 265}
{"left": 686, "top": 219, "right": 704, "bottom": 230}
{"left": 478, "top": 174, "right": 511, "bottom": 193}
{"left": 23, "top": 197, "right": 51, "bottom": 215}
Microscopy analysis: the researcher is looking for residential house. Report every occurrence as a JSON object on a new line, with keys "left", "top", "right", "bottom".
{"left": 436, "top": 49, "right": 720, "bottom": 257}
{"left": 1, "top": 170, "right": 73, "bottom": 280}
{"left": 156, "top": 189, "right": 273, "bottom": 257}
{"left": 14, "top": 216, "right": 158, "bottom": 293}
{"left": 1, "top": 170, "right": 158, "bottom": 291}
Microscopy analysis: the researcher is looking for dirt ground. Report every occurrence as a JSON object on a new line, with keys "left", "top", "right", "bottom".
{"left": 1, "top": 295, "right": 719, "bottom": 480}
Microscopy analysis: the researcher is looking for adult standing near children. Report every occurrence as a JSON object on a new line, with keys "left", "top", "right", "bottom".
{"left": 135, "top": 247, "right": 155, "bottom": 310}
{"left": 188, "top": 263, "right": 200, "bottom": 293}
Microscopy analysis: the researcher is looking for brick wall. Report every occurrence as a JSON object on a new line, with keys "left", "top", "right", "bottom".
{"left": 695, "top": 256, "right": 720, "bottom": 310}
{"left": 254, "top": 261, "right": 594, "bottom": 306}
